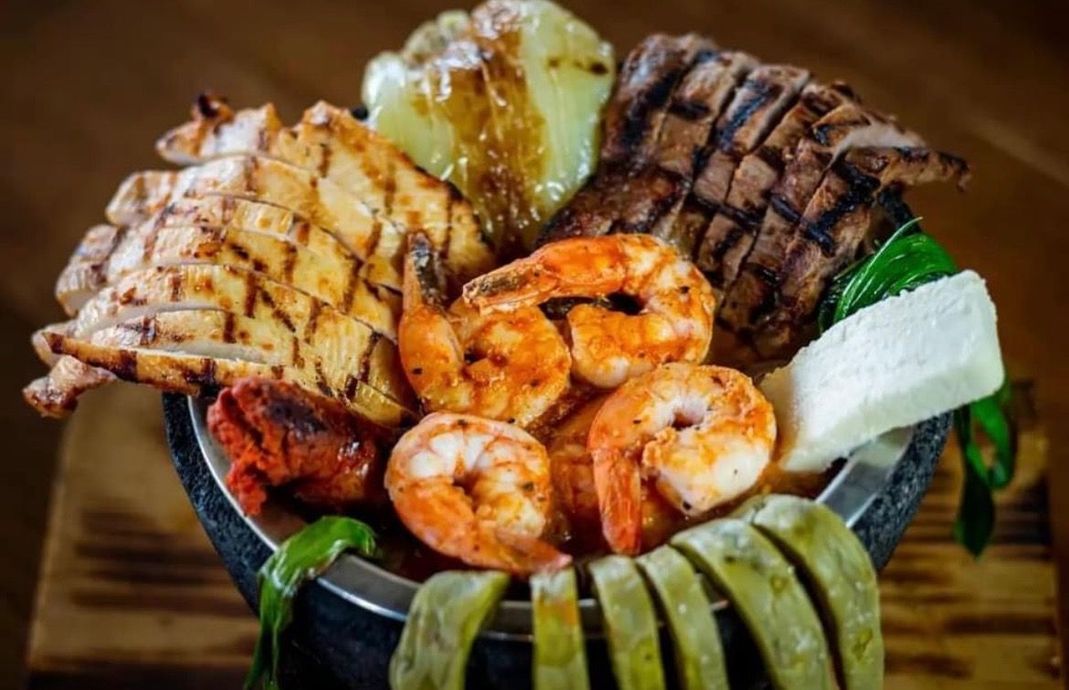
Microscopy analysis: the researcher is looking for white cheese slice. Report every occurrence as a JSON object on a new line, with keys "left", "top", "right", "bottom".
{"left": 759, "top": 270, "right": 1004, "bottom": 473}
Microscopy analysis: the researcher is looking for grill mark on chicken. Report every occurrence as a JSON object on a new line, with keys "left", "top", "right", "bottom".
{"left": 696, "top": 82, "right": 850, "bottom": 287}
{"left": 106, "top": 157, "right": 407, "bottom": 290}
{"left": 56, "top": 195, "right": 401, "bottom": 341}
{"left": 154, "top": 99, "right": 493, "bottom": 284}
{"left": 37, "top": 327, "right": 412, "bottom": 425}
{"left": 222, "top": 312, "right": 237, "bottom": 343}
{"left": 280, "top": 241, "right": 298, "bottom": 283}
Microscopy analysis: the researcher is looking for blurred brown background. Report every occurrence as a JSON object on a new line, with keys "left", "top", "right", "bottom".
{"left": 1, "top": 0, "right": 1067, "bottom": 688}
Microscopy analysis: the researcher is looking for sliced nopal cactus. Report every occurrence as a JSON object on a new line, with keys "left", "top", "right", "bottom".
{"left": 671, "top": 518, "right": 836, "bottom": 690}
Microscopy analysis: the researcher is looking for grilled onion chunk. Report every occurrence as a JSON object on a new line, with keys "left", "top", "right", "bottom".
{"left": 363, "top": 0, "right": 615, "bottom": 255}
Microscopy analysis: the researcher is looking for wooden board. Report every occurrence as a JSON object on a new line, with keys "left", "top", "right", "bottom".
{"left": 23, "top": 382, "right": 1061, "bottom": 688}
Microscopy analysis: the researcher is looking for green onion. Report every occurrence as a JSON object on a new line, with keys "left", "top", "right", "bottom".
{"left": 245, "top": 517, "right": 379, "bottom": 690}
{"left": 819, "top": 219, "right": 1016, "bottom": 556}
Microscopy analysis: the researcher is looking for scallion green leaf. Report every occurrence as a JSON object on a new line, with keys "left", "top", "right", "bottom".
{"left": 245, "top": 516, "right": 379, "bottom": 690}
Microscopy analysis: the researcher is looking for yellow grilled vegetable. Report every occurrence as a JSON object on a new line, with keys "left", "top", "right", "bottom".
{"left": 362, "top": 0, "right": 615, "bottom": 256}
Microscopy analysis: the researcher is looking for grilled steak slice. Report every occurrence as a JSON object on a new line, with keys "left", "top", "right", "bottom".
{"left": 33, "top": 309, "right": 414, "bottom": 427}
{"left": 601, "top": 33, "right": 717, "bottom": 165}
{"left": 106, "top": 156, "right": 406, "bottom": 291}
{"left": 721, "top": 102, "right": 926, "bottom": 336}
{"left": 656, "top": 51, "right": 758, "bottom": 178}
{"left": 156, "top": 98, "right": 494, "bottom": 285}
{"left": 695, "top": 82, "right": 853, "bottom": 288}
{"left": 539, "top": 34, "right": 716, "bottom": 243}
{"left": 57, "top": 200, "right": 399, "bottom": 340}
{"left": 666, "top": 64, "right": 810, "bottom": 259}
{"left": 750, "top": 146, "right": 969, "bottom": 355}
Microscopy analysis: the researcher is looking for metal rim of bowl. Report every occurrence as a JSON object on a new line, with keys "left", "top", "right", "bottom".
{"left": 188, "top": 396, "right": 914, "bottom": 642}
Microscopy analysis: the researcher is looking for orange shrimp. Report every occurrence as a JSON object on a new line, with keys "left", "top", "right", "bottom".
{"left": 385, "top": 412, "right": 571, "bottom": 576}
{"left": 588, "top": 363, "right": 776, "bottom": 554}
{"left": 463, "top": 235, "right": 715, "bottom": 388}
{"left": 548, "top": 395, "right": 681, "bottom": 549}
{"left": 399, "top": 233, "right": 571, "bottom": 427}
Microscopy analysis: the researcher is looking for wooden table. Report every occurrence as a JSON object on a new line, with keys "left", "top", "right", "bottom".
{"left": 3, "top": 0, "right": 1067, "bottom": 687}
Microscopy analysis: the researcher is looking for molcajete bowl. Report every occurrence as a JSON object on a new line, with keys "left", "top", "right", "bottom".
{"left": 163, "top": 392, "right": 950, "bottom": 690}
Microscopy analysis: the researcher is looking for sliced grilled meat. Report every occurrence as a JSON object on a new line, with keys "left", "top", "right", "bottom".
{"left": 57, "top": 200, "right": 399, "bottom": 341}
{"left": 54, "top": 225, "right": 126, "bottom": 316}
{"left": 35, "top": 310, "right": 414, "bottom": 427}
{"left": 750, "top": 146, "right": 969, "bottom": 355}
{"left": 42, "top": 264, "right": 412, "bottom": 404}
{"left": 695, "top": 82, "right": 853, "bottom": 288}
{"left": 721, "top": 102, "right": 927, "bottom": 337}
{"left": 601, "top": 33, "right": 716, "bottom": 164}
{"left": 106, "top": 156, "right": 406, "bottom": 291}
{"left": 22, "top": 356, "right": 113, "bottom": 418}
{"left": 156, "top": 98, "right": 494, "bottom": 285}
{"left": 656, "top": 51, "right": 758, "bottom": 178}
{"left": 667, "top": 64, "right": 811, "bottom": 259}
{"left": 539, "top": 34, "right": 715, "bottom": 242}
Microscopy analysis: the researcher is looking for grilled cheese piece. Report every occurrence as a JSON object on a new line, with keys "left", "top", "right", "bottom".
{"left": 155, "top": 99, "right": 494, "bottom": 285}
{"left": 759, "top": 271, "right": 1003, "bottom": 473}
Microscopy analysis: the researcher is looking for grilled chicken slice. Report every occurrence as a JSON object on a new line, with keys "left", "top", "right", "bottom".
{"left": 696, "top": 83, "right": 853, "bottom": 288}
{"left": 43, "top": 264, "right": 412, "bottom": 403}
{"left": 23, "top": 356, "right": 114, "bottom": 418}
{"left": 539, "top": 34, "right": 716, "bottom": 242}
{"left": 106, "top": 156, "right": 406, "bottom": 291}
{"left": 36, "top": 310, "right": 413, "bottom": 427}
{"left": 667, "top": 64, "right": 811, "bottom": 258}
{"left": 749, "top": 146, "right": 969, "bottom": 354}
{"left": 57, "top": 199, "right": 399, "bottom": 340}
{"left": 54, "top": 225, "right": 127, "bottom": 314}
{"left": 722, "top": 102, "right": 927, "bottom": 336}
{"left": 156, "top": 98, "right": 494, "bottom": 285}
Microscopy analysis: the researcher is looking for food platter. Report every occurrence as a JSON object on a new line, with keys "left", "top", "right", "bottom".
{"left": 165, "top": 394, "right": 949, "bottom": 659}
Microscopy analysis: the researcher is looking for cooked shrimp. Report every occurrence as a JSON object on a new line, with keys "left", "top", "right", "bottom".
{"left": 385, "top": 412, "right": 571, "bottom": 575}
{"left": 547, "top": 395, "right": 607, "bottom": 526}
{"left": 588, "top": 363, "right": 776, "bottom": 554}
{"left": 548, "top": 395, "right": 681, "bottom": 549}
{"left": 463, "top": 234, "right": 716, "bottom": 388}
{"left": 399, "top": 234, "right": 571, "bottom": 428}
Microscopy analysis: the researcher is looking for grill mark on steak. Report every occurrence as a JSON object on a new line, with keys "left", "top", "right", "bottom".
{"left": 667, "top": 65, "right": 809, "bottom": 262}
{"left": 601, "top": 34, "right": 716, "bottom": 165}
{"left": 696, "top": 82, "right": 850, "bottom": 288}
{"left": 720, "top": 100, "right": 928, "bottom": 342}
{"left": 742, "top": 146, "right": 968, "bottom": 358}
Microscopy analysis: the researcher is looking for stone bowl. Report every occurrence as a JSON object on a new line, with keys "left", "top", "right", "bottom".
{"left": 163, "top": 392, "right": 950, "bottom": 689}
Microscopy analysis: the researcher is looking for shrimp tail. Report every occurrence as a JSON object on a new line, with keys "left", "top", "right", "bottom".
{"left": 462, "top": 262, "right": 559, "bottom": 311}
{"left": 592, "top": 449, "right": 644, "bottom": 555}
{"left": 403, "top": 232, "right": 448, "bottom": 310}
{"left": 494, "top": 529, "right": 573, "bottom": 575}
